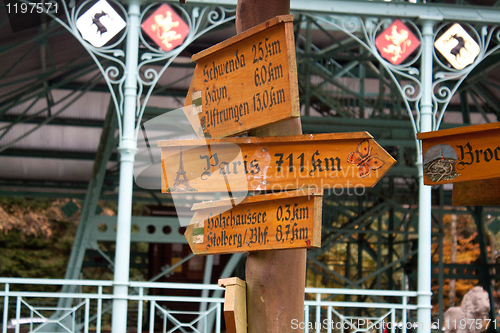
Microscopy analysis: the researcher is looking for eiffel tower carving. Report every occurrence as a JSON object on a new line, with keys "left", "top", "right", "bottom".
{"left": 171, "top": 148, "right": 192, "bottom": 191}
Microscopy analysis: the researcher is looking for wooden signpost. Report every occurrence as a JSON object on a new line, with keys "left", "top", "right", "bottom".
{"left": 159, "top": 132, "right": 396, "bottom": 193}
{"left": 184, "top": 189, "right": 322, "bottom": 255}
{"left": 157, "top": 13, "right": 397, "bottom": 333}
{"left": 417, "top": 122, "right": 500, "bottom": 205}
{"left": 183, "top": 15, "right": 299, "bottom": 139}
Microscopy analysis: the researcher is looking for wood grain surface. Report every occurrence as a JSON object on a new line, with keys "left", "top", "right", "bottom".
{"left": 183, "top": 15, "right": 299, "bottom": 139}
{"left": 418, "top": 122, "right": 500, "bottom": 185}
{"left": 185, "top": 189, "right": 323, "bottom": 255}
{"left": 159, "top": 133, "right": 396, "bottom": 193}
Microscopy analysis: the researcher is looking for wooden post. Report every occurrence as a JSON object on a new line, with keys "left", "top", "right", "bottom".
{"left": 219, "top": 277, "right": 247, "bottom": 333}
{"left": 235, "top": 0, "right": 290, "bottom": 35}
{"left": 235, "top": 2, "right": 306, "bottom": 332}
{"left": 452, "top": 178, "right": 500, "bottom": 206}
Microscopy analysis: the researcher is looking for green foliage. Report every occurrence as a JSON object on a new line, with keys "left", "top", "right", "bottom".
{"left": 0, "top": 197, "right": 77, "bottom": 282}
{"left": 0, "top": 219, "right": 75, "bottom": 280}
{"left": 431, "top": 213, "right": 484, "bottom": 309}
{"left": 0, "top": 197, "right": 53, "bottom": 211}
{"left": 0, "top": 196, "right": 149, "bottom": 285}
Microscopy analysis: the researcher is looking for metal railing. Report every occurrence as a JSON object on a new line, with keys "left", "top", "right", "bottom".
{"left": 304, "top": 288, "right": 420, "bottom": 333}
{"left": 1, "top": 278, "right": 420, "bottom": 333}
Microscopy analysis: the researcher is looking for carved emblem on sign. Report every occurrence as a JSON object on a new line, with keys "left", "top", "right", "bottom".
{"left": 434, "top": 24, "right": 480, "bottom": 70}
{"left": 162, "top": 148, "right": 198, "bottom": 192}
{"left": 423, "top": 144, "right": 460, "bottom": 183}
{"left": 347, "top": 140, "right": 385, "bottom": 178}
{"left": 141, "top": 4, "right": 189, "bottom": 52}
{"left": 375, "top": 20, "right": 420, "bottom": 65}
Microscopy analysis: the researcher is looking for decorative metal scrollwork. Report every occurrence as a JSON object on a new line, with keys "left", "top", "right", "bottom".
{"left": 135, "top": 4, "right": 235, "bottom": 138}
{"left": 20, "top": 0, "right": 235, "bottom": 141}
{"left": 303, "top": 14, "right": 423, "bottom": 144}
{"left": 433, "top": 23, "right": 500, "bottom": 130}
{"left": 302, "top": 13, "right": 500, "bottom": 156}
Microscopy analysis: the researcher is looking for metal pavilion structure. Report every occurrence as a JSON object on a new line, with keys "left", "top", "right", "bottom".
{"left": 1, "top": 0, "right": 500, "bottom": 332}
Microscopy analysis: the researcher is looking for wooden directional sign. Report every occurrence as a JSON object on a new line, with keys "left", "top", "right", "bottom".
{"left": 184, "top": 189, "right": 322, "bottom": 255}
{"left": 159, "top": 132, "right": 396, "bottom": 193}
{"left": 417, "top": 122, "right": 500, "bottom": 185}
{"left": 183, "top": 15, "right": 299, "bottom": 139}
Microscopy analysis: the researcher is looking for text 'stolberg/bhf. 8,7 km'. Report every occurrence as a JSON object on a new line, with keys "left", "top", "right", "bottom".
{"left": 184, "top": 189, "right": 323, "bottom": 255}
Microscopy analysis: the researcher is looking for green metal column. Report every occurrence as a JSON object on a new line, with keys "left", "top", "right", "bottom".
{"left": 417, "top": 18, "right": 436, "bottom": 333}
{"left": 60, "top": 101, "right": 117, "bottom": 305}
{"left": 437, "top": 187, "right": 445, "bottom": 325}
{"left": 111, "top": 1, "right": 141, "bottom": 331}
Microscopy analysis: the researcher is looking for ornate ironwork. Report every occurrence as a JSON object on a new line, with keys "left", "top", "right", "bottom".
{"left": 300, "top": 14, "right": 499, "bottom": 148}
{"left": 20, "top": 0, "right": 236, "bottom": 141}
{"left": 433, "top": 23, "right": 500, "bottom": 129}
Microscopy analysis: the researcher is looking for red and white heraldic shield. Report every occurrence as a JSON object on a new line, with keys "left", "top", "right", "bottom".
{"left": 375, "top": 20, "right": 420, "bottom": 65}
{"left": 141, "top": 4, "right": 189, "bottom": 52}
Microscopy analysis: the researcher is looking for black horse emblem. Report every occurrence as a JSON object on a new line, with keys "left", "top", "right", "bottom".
{"left": 448, "top": 34, "right": 468, "bottom": 59}
{"left": 92, "top": 11, "right": 109, "bottom": 35}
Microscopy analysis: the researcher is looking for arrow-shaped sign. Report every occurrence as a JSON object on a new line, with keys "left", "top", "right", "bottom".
{"left": 184, "top": 189, "right": 323, "bottom": 255}
{"left": 183, "top": 15, "right": 299, "bottom": 139}
{"left": 417, "top": 122, "right": 500, "bottom": 185}
{"left": 159, "top": 132, "right": 396, "bottom": 193}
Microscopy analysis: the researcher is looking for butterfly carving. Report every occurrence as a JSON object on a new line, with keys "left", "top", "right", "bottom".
{"left": 347, "top": 140, "right": 385, "bottom": 178}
